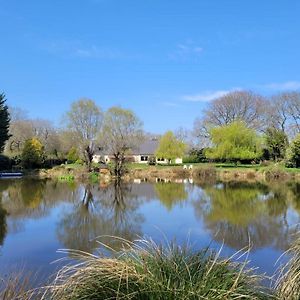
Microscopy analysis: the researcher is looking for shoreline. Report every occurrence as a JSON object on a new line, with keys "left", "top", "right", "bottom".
{"left": 25, "top": 163, "right": 300, "bottom": 183}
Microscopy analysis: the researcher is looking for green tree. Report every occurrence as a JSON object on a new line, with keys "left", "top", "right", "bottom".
{"left": 286, "top": 134, "right": 300, "bottom": 168}
{"left": 101, "top": 107, "right": 143, "bottom": 177}
{"left": 155, "top": 131, "right": 186, "bottom": 163}
{"left": 67, "top": 147, "right": 79, "bottom": 163}
{"left": 0, "top": 93, "right": 11, "bottom": 152}
{"left": 265, "top": 127, "right": 288, "bottom": 161}
{"left": 21, "top": 138, "right": 45, "bottom": 168}
{"left": 206, "top": 121, "right": 261, "bottom": 163}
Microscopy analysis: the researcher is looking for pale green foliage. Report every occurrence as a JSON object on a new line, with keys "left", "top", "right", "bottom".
{"left": 155, "top": 131, "right": 186, "bottom": 162}
{"left": 206, "top": 121, "right": 261, "bottom": 162}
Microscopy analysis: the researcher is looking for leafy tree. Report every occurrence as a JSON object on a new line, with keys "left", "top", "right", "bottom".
{"left": 155, "top": 131, "right": 186, "bottom": 163}
{"left": 21, "top": 138, "right": 45, "bottom": 168}
{"left": 0, "top": 93, "right": 11, "bottom": 152}
{"left": 286, "top": 134, "right": 300, "bottom": 168}
{"left": 67, "top": 147, "right": 79, "bottom": 163}
{"left": 101, "top": 107, "right": 143, "bottom": 177}
{"left": 206, "top": 121, "right": 261, "bottom": 163}
{"left": 265, "top": 127, "right": 288, "bottom": 161}
{"left": 64, "top": 98, "right": 103, "bottom": 170}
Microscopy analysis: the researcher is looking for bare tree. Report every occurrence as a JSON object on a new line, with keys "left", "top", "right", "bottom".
{"left": 64, "top": 98, "right": 103, "bottom": 169}
{"left": 267, "top": 94, "right": 290, "bottom": 132}
{"left": 286, "top": 92, "right": 300, "bottom": 134}
{"left": 267, "top": 92, "right": 300, "bottom": 138}
{"left": 101, "top": 106, "right": 143, "bottom": 178}
{"left": 193, "top": 90, "right": 267, "bottom": 143}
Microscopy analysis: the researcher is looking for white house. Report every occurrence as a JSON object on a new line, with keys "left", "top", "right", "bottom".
{"left": 92, "top": 138, "right": 183, "bottom": 165}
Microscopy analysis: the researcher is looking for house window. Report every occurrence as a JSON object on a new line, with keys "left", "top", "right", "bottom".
{"left": 141, "top": 155, "right": 148, "bottom": 161}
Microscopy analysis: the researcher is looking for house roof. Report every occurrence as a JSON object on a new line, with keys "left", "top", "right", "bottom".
{"left": 93, "top": 138, "right": 159, "bottom": 156}
{"left": 132, "top": 139, "right": 159, "bottom": 155}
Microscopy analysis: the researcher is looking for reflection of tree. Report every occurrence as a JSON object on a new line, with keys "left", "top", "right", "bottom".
{"left": 194, "top": 182, "right": 300, "bottom": 250}
{"left": 1, "top": 179, "right": 79, "bottom": 233}
{"left": 0, "top": 182, "right": 9, "bottom": 247}
{"left": 56, "top": 182, "right": 144, "bottom": 253}
{"left": 154, "top": 182, "right": 187, "bottom": 210}
{"left": 0, "top": 201, "right": 7, "bottom": 246}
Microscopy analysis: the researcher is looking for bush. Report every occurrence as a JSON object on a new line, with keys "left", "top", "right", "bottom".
{"left": 0, "top": 155, "right": 11, "bottom": 170}
{"left": 276, "top": 235, "right": 300, "bottom": 299}
{"left": 286, "top": 134, "right": 300, "bottom": 168}
{"left": 21, "top": 138, "right": 45, "bottom": 169}
{"left": 44, "top": 238, "right": 270, "bottom": 300}
{"left": 67, "top": 147, "right": 79, "bottom": 164}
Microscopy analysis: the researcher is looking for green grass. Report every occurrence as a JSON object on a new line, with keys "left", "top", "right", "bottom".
{"left": 44, "top": 238, "right": 271, "bottom": 300}
{"left": 129, "top": 161, "right": 300, "bottom": 173}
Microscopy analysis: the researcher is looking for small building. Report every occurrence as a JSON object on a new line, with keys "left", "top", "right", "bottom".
{"left": 92, "top": 139, "right": 183, "bottom": 165}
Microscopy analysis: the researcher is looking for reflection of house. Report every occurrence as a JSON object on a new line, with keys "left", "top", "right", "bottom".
{"left": 92, "top": 138, "right": 183, "bottom": 165}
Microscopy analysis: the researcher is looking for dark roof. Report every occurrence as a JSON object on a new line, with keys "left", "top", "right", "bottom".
{"left": 132, "top": 139, "right": 159, "bottom": 155}
{"left": 93, "top": 139, "right": 159, "bottom": 156}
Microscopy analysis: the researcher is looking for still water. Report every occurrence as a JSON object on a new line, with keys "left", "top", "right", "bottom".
{"left": 0, "top": 178, "right": 300, "bottom": 281}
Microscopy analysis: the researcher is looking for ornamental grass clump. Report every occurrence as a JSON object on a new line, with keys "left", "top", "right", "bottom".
{"left": 44, "top": 237, "right": 271, "bottom": 300}
{"left": 275, "top": 235, "right": 300, "bottom": 300}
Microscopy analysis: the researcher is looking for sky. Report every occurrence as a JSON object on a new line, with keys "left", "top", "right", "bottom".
{"left": 1, "top": 0, "right": 300, "bottom": 133}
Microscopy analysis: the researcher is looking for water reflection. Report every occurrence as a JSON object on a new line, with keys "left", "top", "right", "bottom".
{"left": 56, "top": 182, "right": 145, "bottom": 252}
{"left": 1, "top": 178, "right": 300, "bottom": 278}
{"left": 154, "top": 182, "right": 188, "bottom": 210}
{"left": 194, "top": 181, "right": 300, "bottom": 250}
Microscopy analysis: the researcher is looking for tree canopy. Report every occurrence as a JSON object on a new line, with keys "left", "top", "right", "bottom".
{"left": 265, "top": 127, "right": 288, "bottom": 161}
{"left": 206, "top": 121, "right": 261, "bottom": 162}
{"left": 155, "top": 131, "right": 186, "bottom": 162}
{"left": 286, "top": 134, "right": 300, "bottom": 168}
{"left": 21, "top": 138, "right": 45, "bottom": 168}
{"left": 0, "top": 93, "right": 11, "bottom": 153}
{"left": 101, "top": 106, "right": 143, "bottom": 177}
{"left": 64, "top": 98, "right": 103, "bottom": 168}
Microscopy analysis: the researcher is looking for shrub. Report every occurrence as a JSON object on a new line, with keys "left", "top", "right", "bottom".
{"left": 276, "top": 235, "right": 300, "bottom": 299}
{"left": 193, "top": 165, "right": 217, "bottom": 179}
{"left": 44, "top": 238, "right": 270, "bottom": 300}
{"left": 286, "top": 134, "right": 300, "bottom": 168}
{"left": 0, "top": 155, "right": 11, "bottom": 170}
{"left": 21, "top": 138, "right": 45, "bottom": 169}
{"left": 67, "top": 147, "right": 79, "bottom": 164}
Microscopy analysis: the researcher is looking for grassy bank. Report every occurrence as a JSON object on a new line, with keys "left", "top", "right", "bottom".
{"left": 130, "top": 162, "right": 300, "bottom": 182}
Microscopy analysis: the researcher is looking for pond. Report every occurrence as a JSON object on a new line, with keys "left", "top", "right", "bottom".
{"left": 0, "top": 178, "right": 300, "bottom": 284}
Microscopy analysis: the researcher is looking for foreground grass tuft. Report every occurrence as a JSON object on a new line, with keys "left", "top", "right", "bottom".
{"left": 275, "top": 236, "right": 300, "bottom": 300}
{"left": 44, "top": 238, "right": 271, "bottom": 300}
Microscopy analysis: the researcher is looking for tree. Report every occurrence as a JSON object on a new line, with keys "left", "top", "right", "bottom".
{"left": 155, "top": 131, "right": 186, "bottom": 163}
{"left": 67, "top": 147, "right": 80, "bottom": 163}
{"left": 264, "top": 92, "right": 300, "bottom": 138}
{"left": 265, "top": 128, "right": 288, "bottom": 161}
{"left": 206, "top": 121, "right": 261, "bottom": 163}
{"left": 286, "top": 134, "right": 300, "bottom": 168}
{"left": 21, "top": 138, "right": 45, "bottom": 168}
{"left": 0, "top": 93, "right": 11, "bottom": 153}
{"left": 64, "top": 98, "right": 103, "bottom": 170}
{"left": 194, "top": 90, "right": 267, "bottom": 141}
{"left": 101, "top": 107, "right": 143, "bottom": 177}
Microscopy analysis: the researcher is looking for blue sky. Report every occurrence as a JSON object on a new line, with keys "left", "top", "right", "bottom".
{"left": 1, "top": 0, "right": 300, "bottom": 133}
